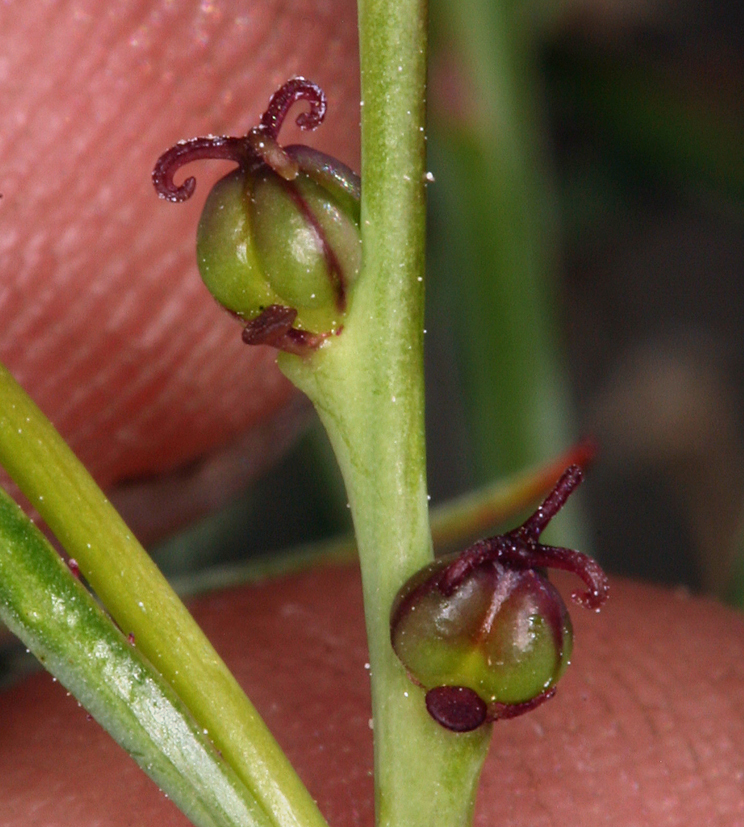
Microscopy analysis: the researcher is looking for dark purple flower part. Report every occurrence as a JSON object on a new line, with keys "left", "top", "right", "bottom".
{"left": 440, "top": 466, "right": 609, "bottom": 610}
{"left": 152, "top": 78, "right": 326, "bottom": 203}
{"left": 425, "top": 686, "right": 488, "bottom": 733}
{"left": 240, "top": 305, "right": 330, "bottom": 356}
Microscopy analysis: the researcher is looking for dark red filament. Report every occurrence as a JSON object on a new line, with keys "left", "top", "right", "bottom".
{"left": 152, "top": 136, "right": 250, "bottom": 203}
{"left": 259, "top": 77, "right": 326, "bottom": 139}
{"left": 152, "top": 77, "right": 327, "bottom": 203}
{"left": 439, "top": 465, "right": 609, "bottom": 610}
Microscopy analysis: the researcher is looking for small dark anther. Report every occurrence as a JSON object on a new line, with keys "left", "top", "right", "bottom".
{"left": 425, "top": 686, "right": 488, "bottom": 733}
{"left": 241, "top": 305, "right": 327, "bottom": 356}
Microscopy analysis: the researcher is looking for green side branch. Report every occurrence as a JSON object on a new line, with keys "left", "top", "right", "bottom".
{"left": 0, "top": 364, "right": 326, "bottom": 827}
{"left": 0, "top": 487, "right": 270, "bottom": 827}
{"left": 169, "top": 447, "right": 588, "bottom": 599}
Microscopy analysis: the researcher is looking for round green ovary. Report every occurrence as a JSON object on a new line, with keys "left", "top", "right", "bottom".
{"left": 196, "top": 170, "right": 282, "bottom": 319}
{"left": 399, "top": 615, "right": 568, "bottom": 705}
{"left": 251, "top": 173, "right": 340, "bottom": 326}
{"left": 196, "top": 165, "right": 361, "bottom": 335}
{"left": 292, "top": 176, "right": 362, "bottom": 293}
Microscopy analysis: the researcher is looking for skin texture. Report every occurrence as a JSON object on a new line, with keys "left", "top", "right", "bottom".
{"left": 1, "top": 2, "right": 743, "bottom": 825}
{"left": 2, "top": 566, "right": 744, "bottom": 826}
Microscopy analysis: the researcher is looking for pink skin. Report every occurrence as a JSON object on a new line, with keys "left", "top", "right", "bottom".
{"left": 1, "top": 3, "right": 742, "bottom": 824}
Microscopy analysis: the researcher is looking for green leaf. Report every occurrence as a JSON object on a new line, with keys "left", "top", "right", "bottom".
{"left": 0, "top": 362, "right": 327, "bottom": 827}
{"left": 0, "top": 487, "right": 271, "bottom": 827}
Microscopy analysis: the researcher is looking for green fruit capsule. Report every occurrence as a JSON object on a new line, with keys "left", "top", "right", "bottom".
{"left": 154, "top": 77, "right": 361, "bottom": 355}
{"left": 197, "top": 153, "right": 361, "bottom": 335}
{"left": 391, "top": 557, "right": 573, "bottom": 722}
{"left": 390, "top": 464, "right": 609, "bottom": 732}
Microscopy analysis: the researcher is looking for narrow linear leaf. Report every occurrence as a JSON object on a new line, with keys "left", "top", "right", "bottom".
{"left": 0, "top": 487, "right": 272, "bottom": 827}
{"left": 0, "top": 363, "right": 328, "bottom": 827}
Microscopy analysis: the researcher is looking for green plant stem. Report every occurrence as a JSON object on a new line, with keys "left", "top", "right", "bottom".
{"left": 0, "top": 364, "right": 326, "bottom": 827}
{"left": 0, "top": 487, "right": 270, "bottom": 827}
{"left": 281, "top": 2, "right": 491, "bottom": 826}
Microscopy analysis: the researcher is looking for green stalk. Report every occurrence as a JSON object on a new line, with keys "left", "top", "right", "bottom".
{"left": 0, "top": 364, "right": 326, "bottom": 827}
{"left": 281, "top": 2, "right": 491, "bottom": 825}
{"left": 0, "top": 487, "right": 270, "bottom": 827}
